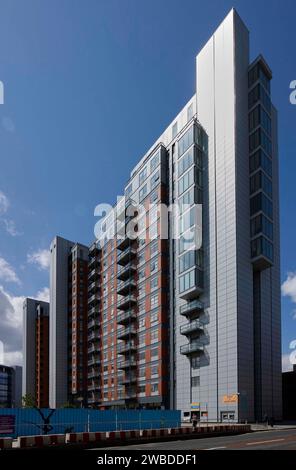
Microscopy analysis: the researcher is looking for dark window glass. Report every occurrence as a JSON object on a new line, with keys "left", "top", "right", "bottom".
{"left": 250, "top": 192, "right": 273, "bottom": 219}
{"left": 250, "top": 150, "right": 272, "bottom": 177}
{"left": 251, "top": 214, "right": 273, "bottom": 240}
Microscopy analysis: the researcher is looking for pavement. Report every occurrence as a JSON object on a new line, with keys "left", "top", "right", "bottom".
{"left": 92, "top": 428, "right": 296, "bottom": 450}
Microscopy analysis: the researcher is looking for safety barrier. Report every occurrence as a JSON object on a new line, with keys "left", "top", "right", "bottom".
{"left": 14, "top": 424, "right": 251, "bottom": 448}
{"left": 17, "top": 434, "right": 65, "bottom": 448}
{"left": 0, "top": 437, "right": 13, "bottom": 449}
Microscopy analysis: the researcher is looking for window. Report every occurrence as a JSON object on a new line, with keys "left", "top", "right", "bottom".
{"left": 139, "top": 184, "right": 147, "bottom": 201}
{"left": 191, "top": 376, "right": 200, "bottom": 387}
{"left": 151, "top": 328, "right": 158, "bottom": 342}
{"left": 150, "top": 170, "right": 160, "bottom": 190}
{"left": 150, "top": 293, "right": 158, "bottom": 308}
{"left": 178, "top": 167, "right": 194, "bottom": 195}
{"left": 150, "top": 258, "right": 158, "bottom": 274}
{"left": 151, "top": 383, "right": 158, "bottom": 393}
{"left": 249, "top": 129, "right": 272, "bottom": 156}
{"left": 150, "top": 189, "right": 158, "bottom": 203}
{"left": 250, "top": 171, "right": 272, "bottom": 198}
{"left": 125, "top": 184, "right": 132, "bottom": 197}
{"left": 178, "top": 126, "right": 194, "bottom": 156}
{"left": 150, "top": 240, "right": 158, "bottom": 255}
{"left": 150, "top": 276, "right": 158, "bottom": 290}
{"left": 151, "top": 347, "right": 158, "bottom": 358}
{"left": 191, "top": 356, "right": 200, "bottom": 369}
{"left": 151, "top": 365, "right": 158, "bottom": 376}
{"left": 187, "top": 103, "right": 193, "bottom": 121}
{"left": 150, "top": 311, "right": 158, "bottom": 324}
{"left": 179, "top": 269, "right": 196, "bottom": 293}
{"left": 172, "top": 122, "right": 178, "bottom": 139}
{"left": 179, "top": 250, "right": 196, "bottom": 274}
{"left": 250, "top": 150, "right": 272, "bottom": 177}
{"left": 139, "top": 167, "right": 147, "bottom": 186}
{"left": 251, "top": 236, "right": 273, "bottom": 260}
{"left": 251, "top": 214, "right": 273, "bottom": 240}
{"left": 178, "top": 147, "right": 194, "bottom": 177}
{"left": 250, "top": 192, "right": 273, "bottom": 219}
{"left": 150, "top": 151, "right": 160, "bottom": 172}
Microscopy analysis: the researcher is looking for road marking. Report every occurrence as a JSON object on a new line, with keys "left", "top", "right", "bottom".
{"left": 246, "top": 438, "right": 285, "bottom": 446}
{"left": 206, "top": 446, "right": 226, "bottom": 450}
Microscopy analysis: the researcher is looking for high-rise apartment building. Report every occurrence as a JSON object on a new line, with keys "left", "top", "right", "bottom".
{"left": 0, "top": 365, "right": 22, "bottom": 408}
{"left": 23, "top": 298, "right": 49, "bottom": 408}
{"left": 49, "top": 9, "right": 281, "bottom": 422}
{"left": 49, "top": 236, "right": 89, "bottom": 408}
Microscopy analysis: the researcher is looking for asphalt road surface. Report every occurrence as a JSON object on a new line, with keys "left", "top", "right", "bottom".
{"left": 93, "top": 428, "right": 296, "bottom": 450}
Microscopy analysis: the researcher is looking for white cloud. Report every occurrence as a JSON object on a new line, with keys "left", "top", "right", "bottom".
{"left": 0, "top": 256, "right": 21, "bottom": 285}
{"left": 282, "top": 273, "right": 296, "bottom": 304}
{"left": 27, "top": 249, "right": 50, "bottom": 271}
{"left": 35, "top": 287, "right": 50, "bottom": 303}
{"left": 282, "top": 353, "right": 293, "bottom": 372}
{"left": 0, "top": 190, "right": 21, "bottom": 237}
{"left": 0, "top": 191, "right": 9, "bottom": 215}
{"left": 0, "top": 284, "right": 49, "bottom": 367}
{"left": 0, "top": 285, "right": 24, "bottom": 366}
{"left": 2, "top": 219, "right": 22, "bottom": 237}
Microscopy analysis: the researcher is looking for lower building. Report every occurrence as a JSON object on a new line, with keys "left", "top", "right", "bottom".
{"left": 23, "top": 298, "right": 49, "bottom": 407}
{"left": 282, "top": 367, "right": 296, "bottom": 421}
{"left": 0, "top": 365, "right": 22, "bottom": 408}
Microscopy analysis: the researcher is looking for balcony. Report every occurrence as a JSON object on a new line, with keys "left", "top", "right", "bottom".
{"left": 88, "top": 331, "right": 100, "bottom": 342}
{"left": 89, "top": 243, "right": 100, "bottom": 256}
{"left": 87, "top": 381, "right": 100, "bottom": 391}
{"left": 180, "top": 299, "right": 204, "bottom": 317}
{"left": 88, "top": 318, "right": 100, "bottom": 329}
{"left": 117, "top": 235, "right": 133, "bottom": 251}
{"left": 117, "top": 310, "right": 137, "bottom": 325}
{"left": 117, "top": 278, "right": 137, "bottom": 296}
{"left": 117, "top": 342, "right": 137, "bottom": 355}
{"left": 117, "top": 294, "right": 137, "bottom": 311}
{"left": 88, "top": 369, "right": 100, "bottom": 379}
{"left": 180, "top": 341, "right": 204, "bottom": 356}
{"left": 88, "top": 356, "right": 100, "bottom": 366}
{"left": 88, "top": 394, "right": 101, "bottom": 404}
{"left": 117, "top": 358, "right": 137, "bottom": 370}
{"left": 180, "top": 319, "right": 204, "bottom": 336}
{"left": 117, "top": 325, "right": 137, "bottom": 340}
{"left": 88, "top": 305, "right": 98, "bottom": 317}
{"left": 117, "top": 246, "right": 137, "bottom": 266}
{"left": 88, "top": 268, "right": 100, "bottom": 281}
{"left": 117, "top": 262, "right": 136, "bottom": 281}
{"left": 88, "top": 281, "right": 99, "bottom": 294}
{"left": 122, "top": 374, "right": 137, "bottom": 385}
{"left": 87, "top": 343, "right": 101, "bottom": 356}
{"left": 88, "top": 256, "right": 99, "bottom": 270}
{"left": 88, "top": 293, "right": 100, "bottom": 307}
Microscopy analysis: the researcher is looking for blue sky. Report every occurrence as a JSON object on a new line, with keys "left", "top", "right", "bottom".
{"left": 0, "top": 0, "right": 295, "bottom": 367}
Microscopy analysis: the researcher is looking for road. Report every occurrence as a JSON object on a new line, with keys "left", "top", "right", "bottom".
{"left": 93, "top": 428, "right": 296, "bottom": 450}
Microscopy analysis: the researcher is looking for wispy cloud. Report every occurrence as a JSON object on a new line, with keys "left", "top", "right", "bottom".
{"left": 35, "top": 287, "right": 50, "bottom": 303}
{"left": 0, "top": 190, "right": 21, "bottom": 237}
{"left": 282, "top": 273, "right": 296, "bottom": 304}
{"left": 282, "top": 353, "right": 293, "bottom": 372}
{"left": 0, "top": 256, "right": 21, "bottom": 285}
{"left": 27, "top": 249, "right": 50, "bottom": 271}
{"left": 0, "top": 284, "right": 49, "bottom": 367}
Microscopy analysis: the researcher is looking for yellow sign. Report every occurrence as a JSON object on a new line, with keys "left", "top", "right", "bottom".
{"left": 223, "top": 394, "right": 238, "bottom": 404}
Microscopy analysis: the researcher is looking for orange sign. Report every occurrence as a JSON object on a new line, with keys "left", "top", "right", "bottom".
{"left": 223, "top": 394, "right": 238, "bottom": 404}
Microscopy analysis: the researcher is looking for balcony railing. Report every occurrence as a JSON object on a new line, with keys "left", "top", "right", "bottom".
{"left": 88, "top": 318, "right": 100, "bottom": 329}
{"left": 117, "top": 246, "right": 137, "bottom": 266}
{"left": 88, "top": 268, "right": 100, "bottom": 281}
{"left": 180, "top": 341, "right": 204, "bottom": 355}
{"left": 117, "top": 342, "right": 137, "bottom": 355}
{"left": 118, "top": 358, "right": 137, "bottom": 369}
{"left": 87, "top": 394, "right": 101, "bottom": 404}
{"left": 117, "top": 294, "right": 137, "bottom": 311}
{"left": 117, "top": 310, "right": 137, "bottom": 324}
{"left": 117, "top": 325, "right": 137, "bottom": 340}
{"left": 87, "top": 381, "right": 100, "bottom": 391}
{"left": 117, "top": 278, "right": 137, "bottom": 296}
{"left": 180, "top": 299, "right": 204, "bottom": 317}
{"left": 180, "top": 319, "right": 204, "bottom": 336}
{"left": 117, "top": 262, "right": 137, "bottom": 281}
{"left": 88, "top": 293, "right": 100, "bottom": 306}
{"left": 122, "top": 375, "right": 137, "bottom": 385}
{"left": 88, "top": 331, "right": 100, "bottom": 342}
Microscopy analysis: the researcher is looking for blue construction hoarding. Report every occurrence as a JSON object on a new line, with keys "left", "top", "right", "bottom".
{"left": 0, "top": 408, "right": 181, "bottom": 438}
